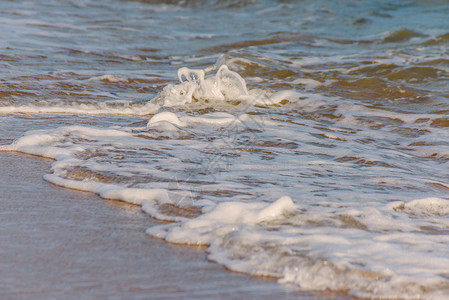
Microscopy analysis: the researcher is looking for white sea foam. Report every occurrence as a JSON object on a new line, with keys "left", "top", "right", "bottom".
{"left": 395, "top": 197, "right": 449, "bottom": 217}
{"left": 151, "top": 64, "right": 302, "bottom": 108}
{"left": 152, "top": 65, "right": 249, "bottom": 107}
{"left": 147, "top": 111, "right": 240, "bottom": 128}
{"left": 0, "top": 101, "right": 159, "bottom": 116}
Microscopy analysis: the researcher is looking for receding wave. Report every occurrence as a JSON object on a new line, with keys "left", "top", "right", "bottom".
{"left": 3, "top": 63, "right": 449, "bottom": 298}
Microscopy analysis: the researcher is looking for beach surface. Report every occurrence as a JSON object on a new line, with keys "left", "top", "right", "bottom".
{"left": 0, "top": 152, "right": 326, "bottom": 299}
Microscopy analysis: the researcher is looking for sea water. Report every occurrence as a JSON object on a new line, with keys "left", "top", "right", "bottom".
{"left": 1, "top": 0, "right": 449, "bottom": 298}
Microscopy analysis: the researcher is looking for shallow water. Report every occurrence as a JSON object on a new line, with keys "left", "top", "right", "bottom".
{"left": 1, "top": 152, "right": 312, "bottom": 300}
{"left": 1, "top": 0, "right": 449, "bottom": 298}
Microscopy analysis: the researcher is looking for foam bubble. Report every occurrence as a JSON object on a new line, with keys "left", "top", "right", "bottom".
{"left": 147, "top": 111, "right": 242, "bottom": 129}
{"left": 147, "top": 111, "right": 186, "bottom": 127}
{"left": 395, "top": 197, "right": 449, "bottom": 217}
{"left": 89, "top": 74, "right": 129, "bottom": 83}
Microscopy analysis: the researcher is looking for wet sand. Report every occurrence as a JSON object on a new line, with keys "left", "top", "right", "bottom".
{"left": 0, "top": 152, "right": 329, "bottom": 299}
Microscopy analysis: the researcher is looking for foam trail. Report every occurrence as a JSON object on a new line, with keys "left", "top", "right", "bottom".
{"left": 0, "top": 101, "right": 159, "bottom": 116}
{"left": 147, "top": 111, "right": 241, "bottom": 128}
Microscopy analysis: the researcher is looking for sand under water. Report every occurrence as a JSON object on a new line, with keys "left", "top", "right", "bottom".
{"left": 1, "top": 152, "right": 326, "bottom": 300}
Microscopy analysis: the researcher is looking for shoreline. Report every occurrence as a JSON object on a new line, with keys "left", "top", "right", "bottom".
{"left": 0, "top": 152, "right": 326, "bottom": 299}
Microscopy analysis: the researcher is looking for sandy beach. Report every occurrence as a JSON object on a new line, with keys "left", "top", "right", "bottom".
{"left": 0, "top": 152, "right": 323, "bottom": 299}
